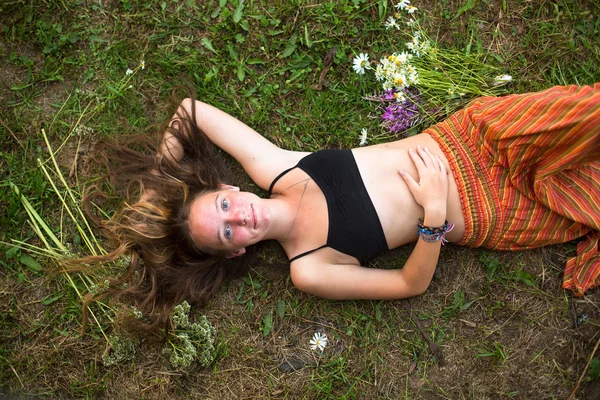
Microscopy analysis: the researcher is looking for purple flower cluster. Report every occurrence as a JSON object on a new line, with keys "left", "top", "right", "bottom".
{"left": 380, "top": 88, "right": 422, "bottom": 135}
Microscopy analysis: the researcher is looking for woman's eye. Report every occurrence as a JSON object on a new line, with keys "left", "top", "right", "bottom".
{"left": 225, "top": 225, "right": 232, "bottom": 239}
{"left": 222, "top": 199, "right": 229, "bottom": 211}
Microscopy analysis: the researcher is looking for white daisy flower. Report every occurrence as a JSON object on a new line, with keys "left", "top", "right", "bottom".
{"left": 406, "top": 18, "right": 416, "bottom": 27}
{"left": 395, "top": 0, "right": 410, "bottom": 10}
{"left": 492, "top": 74, "right": 513, "bottom": 86}
{"left": 352, "top": 53, "right": 370, "bottom": 75}
{"left": 125, "top": 68, "right": 134, "bottom": 76}
{"left": 140, "top": 60, "right": 146, "bottom": 70}
{"left": 309, "top": 332, "right": 328, "bottom": 352}
{"left": 385, "top": 16, "right": 399, "bottom": 30}
{"left": 407, "top": 5, "right": 418, "bottom": 13}
{"left": 359, "top": 128, "right": 368, "bottom": 146}
{"left": 394, "top": 91, "right": 406, "bottom": 102}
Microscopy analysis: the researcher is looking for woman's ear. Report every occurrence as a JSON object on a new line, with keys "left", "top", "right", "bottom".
{"left": 225, "top": 248, "right": 246, "bottom": 259}
{"left": 219, "top": 183, "right": 240, "bottom": 191}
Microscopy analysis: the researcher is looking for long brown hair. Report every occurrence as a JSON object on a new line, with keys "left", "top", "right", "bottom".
{"left": 69, "top": 91, "right": 254, "bottom": 332}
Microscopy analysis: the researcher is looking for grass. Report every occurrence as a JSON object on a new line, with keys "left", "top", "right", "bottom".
{"left": 1, "top": 0, "right": 600, "bottom": 398}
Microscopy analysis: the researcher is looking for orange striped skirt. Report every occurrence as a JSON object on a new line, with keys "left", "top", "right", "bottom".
{"left": 425, "top": 84, "right": 600, "bottom": 296}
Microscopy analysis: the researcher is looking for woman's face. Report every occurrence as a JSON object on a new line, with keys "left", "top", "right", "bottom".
{"left": 188, "top": 186, "right": 271, "bottom": 258}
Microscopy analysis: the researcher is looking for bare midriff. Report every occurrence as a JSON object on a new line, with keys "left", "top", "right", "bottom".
{"left": 351, "top": 133, "right": 466, "bottom": 250}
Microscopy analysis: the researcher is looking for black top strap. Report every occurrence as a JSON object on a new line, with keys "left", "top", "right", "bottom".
{"left": 267, "top": 166, "right": 297, "bottom": 196}
{"left": 289, "top": 245, "right": 328, "bottom": 263}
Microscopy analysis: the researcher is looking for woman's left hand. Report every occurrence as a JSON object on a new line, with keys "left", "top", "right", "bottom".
{"left": 398, "top": 145, "right": 449, "bottom": 219}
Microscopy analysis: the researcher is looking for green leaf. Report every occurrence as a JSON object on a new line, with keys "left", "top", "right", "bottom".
{"left": 233, "top": 0, "right": 244, "bottom": 23}
{"left": 42, "top": 292, "right": 64, "bottom": 305}
{"left": 303, "top": 25, "right": 312, "bottom": 48}
{"left": 19, "top": 253, "right": 43, "bottom": 273}
{"left": 461, "top": 299, "right": 476, "bottom": 311}
{"left": 88, "top": 35, "right": 107, "bottom": 43}
{"left": 185, "top": 0, "right": 199, "bottom": 9}
{"left": 201, "top": 37, "right": 218, "bottom": 54}
{"left": 241, "top": 276, "right": 261, "bottom": 289}
{"left": 276, "top": 300, "right": 286, "bottom": 318}
{"left": 489, "top": 53, "right": 505, "bottom": 63}
{"left": 455, "top": 0, "right": 476, "bottom": 19}
{"left": 375, "top": 303, "right": 382, "bottom": 321}
{"left": 378, "top": 0, "right": 388, "bottom": 20}
{"left": 452, "top": 290, "right": 465, "bottom": 308}
{"left": 226, "top": 43, "right": 239, "bottom": 60}
{"left": 262, "top": 311, "right": 273, "bottom": 336}
{"left": 67, "top": 31, "right": 79, "bottom": 44}
{"left": 204, "top": 65, "right": 219, "bottom": 82}
{"left": 219, "top": 0, "right": 227, "bottom": 6}
{"left": 513, "top": 269, "right": 536, "bottom": 287}
{"left": 17, "top": 272, "right": 28, "bottom": 283}
{"left": 588, "top": 358, "right": 600, "bottom": 380}
{"left": 236, "top": 281, "right": 245, "bottom": 301}
{"left": 482, "top": 255, "right": 500, "bottom": 279}
{"left": 6, "top": 245, "right": 20, "bottom": 258}
{"left": 282, "top": 34, "right": 297, "bottom": 58}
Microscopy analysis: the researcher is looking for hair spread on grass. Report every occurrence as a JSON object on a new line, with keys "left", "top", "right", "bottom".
{"left": 66, "top": 91, "right": 254, "bottom": 333}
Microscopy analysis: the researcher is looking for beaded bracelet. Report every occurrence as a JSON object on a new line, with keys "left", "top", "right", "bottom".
{"left": 417, "top": 219, "right": 455, "bottom": 244}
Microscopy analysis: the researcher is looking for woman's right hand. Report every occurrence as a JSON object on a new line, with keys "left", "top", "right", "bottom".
{"left": 398, "top": 145, "right": 449, "bottom": 224}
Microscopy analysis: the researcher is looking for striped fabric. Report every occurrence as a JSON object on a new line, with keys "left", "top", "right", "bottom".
{"left": 425, "top": 84, "right": 600, "bottom": 295}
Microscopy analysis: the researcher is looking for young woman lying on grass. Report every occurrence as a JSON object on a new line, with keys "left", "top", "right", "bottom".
{"left": 77, "top": 84, "right": 600, "bottom": 330}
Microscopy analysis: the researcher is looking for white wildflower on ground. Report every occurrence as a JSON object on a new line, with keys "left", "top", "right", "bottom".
{"left": 492, "top": 74, "right": 513, "bottom": 86}
{"left": 74, "top": 125, "right": 94, "bottom": 137}
{"left": 373, "top": 52, "right": 418, "bottom": 93}
{"left": 385, "top": 16, "right": 399, "bottom": 30}
{"left": 125, "top": 68, "right": 134, "bottom": 76}
{"left": 354, "top": 0, "right": 513, "bottom": 136}
{"left": 359, "top": 128, "right": 368, "bottom": 146}
{"left": 395, "top": 0, "right": 410, "bottom": 10}
{"left": 309, "top": 332, "right": 328, "bottom": 352}
{"left": 140, "top": 60, "right": 145, "bottom": 70}
{"left": 352, "top": 53, "right": 370, "bottom": 75}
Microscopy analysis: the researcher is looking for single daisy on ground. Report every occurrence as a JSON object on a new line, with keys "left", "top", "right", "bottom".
{"left": 407, "top": 5, "right": 418, "bottom": 13}
{"left": 125, "top": 68, "right": 134, "bottom": 76}
{"left": 140, "top": 60, "right": 146, "bottom": 70}
{"left": 492, "top": 74, "right": 513, "bottom": 86}
{"left": 309, "top": 332, "right": 328, "bottom": 352}
{"left": 385, "top": 16, "right": 399, "bottom": 30}
{"left": 359, "top": 128, "right": 368, "bottom": 146}
{"left": 395, "top": 0, "right": 410, "bottom": 10}
{"left": 352, "top": 53, "right": 370, "bottom": 75}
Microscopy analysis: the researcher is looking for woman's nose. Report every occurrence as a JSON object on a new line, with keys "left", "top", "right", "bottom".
{"left": 228, "top": 208, "right": 248, "bottom": 225}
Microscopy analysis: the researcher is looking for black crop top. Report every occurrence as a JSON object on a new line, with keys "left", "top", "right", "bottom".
{"left": 267, "top": 149, "right": 388, "bottom": 265}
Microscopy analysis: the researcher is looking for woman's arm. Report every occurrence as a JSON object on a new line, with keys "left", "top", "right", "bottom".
{"left": 162, "top": 99, "right": 306, "bottom": 190}
{"left": 291, "top": 146, "right": 449, "bottom": 299}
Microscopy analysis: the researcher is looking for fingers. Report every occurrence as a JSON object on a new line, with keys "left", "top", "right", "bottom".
{"left": 409, "top": 145, "right": 440, "bottom": 171}
{"left": 436, "top": 154, "right": 449, "bottom": 175}
{"left": 398, "top": 168, "right": 419, "bottom": 192}
{"left": 407, "top": 147, "right": 426, "bottom": 171}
